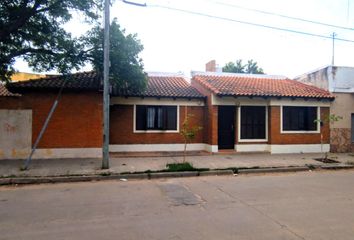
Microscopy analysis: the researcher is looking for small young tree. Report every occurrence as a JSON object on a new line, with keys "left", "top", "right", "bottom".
{"left": 314, "top": 114, "right": 343, "bottom": 160}
{"left": 180, "top": 113, "right": 202, "bottom": 163}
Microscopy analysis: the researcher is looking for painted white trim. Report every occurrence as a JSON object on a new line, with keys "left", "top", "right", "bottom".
{"left": 30, "top": 148, "right": 102, "bottom": 159}
{"left": 206, "top": 144, "right": 218, "bottom": 153}
{"left": 111, "top": 97, "right": 204, "bottom": 106}
{"left": 237, "top": 105, "right": 268, "bottom": 142}
{"left": 270, "top": 144, "right": 329, "bottom": 154}
{"left": 109, "top": 144, "right": 207, "bottom": 152}
{"left": 212, "top": 95, "right": 269, "bottom": 106}
{"left": 236, "top": 144, "right": 270, "bottom": 152}
{"left": 270, "top": 99, "right": 330, "bottom": 107}
{"left": 133, "top": 105, "right": 180, "bottom": 133}
{"left": 280, "top": 106, "right": 320, "bottom": 134}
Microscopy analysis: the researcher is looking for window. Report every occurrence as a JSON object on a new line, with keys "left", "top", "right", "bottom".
{"left": 351, "top": 114, "right": 354, "bottom": 143}
{"left": 136, "top": 105, "right": 177, "bottom": 131}
{"left": 282, "top": 106, "right": 317, "bottom": 131}
{"left": 240, "top": 106, "right": 266, "bottom": 139}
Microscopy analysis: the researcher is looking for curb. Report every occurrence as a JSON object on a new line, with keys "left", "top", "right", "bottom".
{"left": 320, "top": 165, "right": 354, "bottom": 170}
{"left": 238, "top": 166, "right": 310, "bottom": 174}
{"left": 2, "top": 165, "right": 354, "bottom": 186}
{"left": 199, "top": 170, "right": 234, "bottom": 176}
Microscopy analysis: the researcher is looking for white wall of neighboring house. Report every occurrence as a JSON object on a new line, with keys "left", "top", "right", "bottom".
{"left": 295, "top": 66, "right": 354, "bottom": 152}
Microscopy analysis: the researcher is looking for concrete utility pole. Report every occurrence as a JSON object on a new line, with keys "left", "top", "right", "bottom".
{"left": 331, "top": 32, "right": 336, "bottom": 66}
{"left": 102, "top": 0, "right": 110, "bottom": 169}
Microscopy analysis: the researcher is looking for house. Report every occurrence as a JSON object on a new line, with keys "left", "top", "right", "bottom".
{"left": 0, "top": 66, "right": 335, "bottom": 159}
{"left": 295, "top": 66, "right": 354, "bottom": 152}
{"left": 191, "top": 68, "right": 334, "bottom": 153}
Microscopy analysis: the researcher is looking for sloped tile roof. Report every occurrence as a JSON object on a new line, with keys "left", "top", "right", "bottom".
{"left": 117, "top": 73, "right": 205, "bottom": 99}
{"left": 0, "top": 83, "right": 20, "bottom": 97}
{"left": 8, "top": 71, "right": 205, "bottom": 99}
{"left": 8, "top": 71, "right": 102, "bottom": 92}
{"left": 192, "top": 72, "right": 334, "bottom": 100}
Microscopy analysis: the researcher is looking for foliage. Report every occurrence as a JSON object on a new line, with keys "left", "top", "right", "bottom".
{"left": 222, "top": 59, "right": 264, "bottom": 74}
{"left": 0, "top": 0, "right": 102, "bottom": 82}
{"left": 180, "top": 113, "right": 202, "bottom": 162}
{"left": 166, "top": 162, "right": 196, "bottom": 172}
{"left": 83, "top": 18, "right": 147, "bottom": 92}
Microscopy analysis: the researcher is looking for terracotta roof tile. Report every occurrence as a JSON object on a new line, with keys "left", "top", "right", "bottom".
{"left": 8, "top": 71, "right": 102, "bottom": 92}
{"left": 0, "top": 83, "right": 20, "bottom": 97}
{"left": 115, "top": 73, "right": 205, "bottom": 99}
{"left": 192, "top": 72, "right": 334, "bottom": 100}
{"left": 8, "top": 71, "right": 205, "bottom": 99}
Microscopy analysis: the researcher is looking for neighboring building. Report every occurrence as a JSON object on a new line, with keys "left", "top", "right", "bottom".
{"left": 10, "top": 72, "right": 54, "bottom": 82}
{"left": 0, "top": 67, "right": 335, "bottom": 159}
{"left": 295, "top": 66, "right": 354, "bottom": 152}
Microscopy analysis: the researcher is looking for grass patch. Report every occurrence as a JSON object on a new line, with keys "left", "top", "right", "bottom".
{"left": 166, "top": 162, "right": 197, "bottom": 172}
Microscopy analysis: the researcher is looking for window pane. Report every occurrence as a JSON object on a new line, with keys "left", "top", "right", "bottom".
{"left": 165, "top": 106, "right": 177, "bottom": 130}
{"left": 136, "top": 105, "right": 146, "bottom": 130}
{"left": 283, "top": 106, "right": 317, "bottom": 131}
{"left": 147, "top": 107, "right": 155, "bottom": 129}
{"left": 241, "top": 106, "right": 266, "bottom": 139}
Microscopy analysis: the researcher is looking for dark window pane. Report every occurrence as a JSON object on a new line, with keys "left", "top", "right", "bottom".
{"left": 351, "top": 114, "right": 354, "bottom": 143}
{"left": 136, "top": 105, "right": 147, "bottom": 130}
{"left": 240, "top": 106, "right": 266, "bottom": 139}
{"left": 165, "top": 106, "right": 177, "bottom": 130}
{"left": 283, "top": 106, "right": 317, "bottom": 131}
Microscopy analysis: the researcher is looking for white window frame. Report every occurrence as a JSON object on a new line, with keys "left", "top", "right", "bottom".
{"left": 133, "top": 105, "right": 180, "bottom": 133}
{"left": 237, "top": 105, "right": 268, "bottom": 142}
{"left": 280, "top": 106, "right": 320, "bottom": 134}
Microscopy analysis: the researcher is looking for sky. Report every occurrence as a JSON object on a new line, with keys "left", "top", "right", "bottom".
{"left": 15, "top": 0, "right": 354, "bottom": 78}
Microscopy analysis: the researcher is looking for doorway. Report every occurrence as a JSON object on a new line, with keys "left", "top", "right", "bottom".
{"left": 218, "top": 106, "right": 235, "bottom": 149}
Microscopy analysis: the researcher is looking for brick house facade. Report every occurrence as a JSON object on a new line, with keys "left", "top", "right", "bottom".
{"left": 0, "top": 69, "right": 335, "bottom": 159}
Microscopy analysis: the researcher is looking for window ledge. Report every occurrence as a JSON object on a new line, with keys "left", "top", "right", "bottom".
{"left": 281, "top": 130, "right": 320, "bottom": 134}
{"left": 238, "top": 139, "right": 268, "bottom": 142}
{"left": 134, "top": 130, "right": 179, "bottom": 133}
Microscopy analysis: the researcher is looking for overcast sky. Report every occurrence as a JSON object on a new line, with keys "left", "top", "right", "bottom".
{"left": 15, "top": 0, "right": 354, "bottom": 78}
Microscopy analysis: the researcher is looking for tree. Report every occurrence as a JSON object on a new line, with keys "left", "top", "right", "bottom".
{"left": 0, "top": 0, "right": 102, "bottom": 82}
{"left": 83, "top": 18, "right": 147, "bottom": 92}
{"left": 180, "top": 113, "right": 202, "bottom": 163}
{"left": 222, "top": 59, "right": 264, "bottom": 74}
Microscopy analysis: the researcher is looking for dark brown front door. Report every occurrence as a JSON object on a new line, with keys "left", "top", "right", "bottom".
{"left": 218, "top": 106, "right": 235, "bottom": 149}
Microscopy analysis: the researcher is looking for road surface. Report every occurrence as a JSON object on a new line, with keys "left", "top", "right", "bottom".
{"left": 1, "top": 170, "right": 354, "bottom": 240}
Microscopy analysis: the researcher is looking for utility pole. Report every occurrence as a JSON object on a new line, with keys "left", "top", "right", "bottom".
{"left": 331, "top": 32, "right": 336, "bottom": 66}
{"left": 102, "top": 0, "right": 110, "bottom": 169}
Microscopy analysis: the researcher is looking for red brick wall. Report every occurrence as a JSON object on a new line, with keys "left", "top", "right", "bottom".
{"left": 269, "top": 106, "right": 330, "bottom": 144}
{"left": 191, "top": 80, "right": 217, "bottom": 145}
{"left": 0, "top": 92, "right": 103, "bottom": 148}
{"left": 110, "top": 105, "right": 204, "bottom": 144}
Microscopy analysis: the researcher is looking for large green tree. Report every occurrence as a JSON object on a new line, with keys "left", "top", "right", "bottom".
{"left": 83, "top": 19, "right": 147, "bottom": 92}
{"left": 223, "top": 59, "right": 264, "bottom": 74}
{"left": 0, "top": 0, "right": 102, "bottom": 82}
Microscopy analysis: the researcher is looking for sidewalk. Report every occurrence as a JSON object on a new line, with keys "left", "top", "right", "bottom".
{"left": 1, "top": 152, "right": 354, "bottom": 178}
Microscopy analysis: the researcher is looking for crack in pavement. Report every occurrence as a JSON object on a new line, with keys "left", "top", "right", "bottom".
{"left": 200, "top": 179, "right": 307, "bottom": 240}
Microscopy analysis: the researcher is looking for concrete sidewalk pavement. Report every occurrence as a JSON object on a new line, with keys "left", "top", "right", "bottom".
{"left": 1, "top": 152, "right": 354, "bottom": 178}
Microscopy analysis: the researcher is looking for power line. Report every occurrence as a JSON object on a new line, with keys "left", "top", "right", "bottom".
{"left": 147, "top": 4, "right": 354, "bottom": 43}
{"left": 209, "top": 0, "right": 354, "bottom": 31}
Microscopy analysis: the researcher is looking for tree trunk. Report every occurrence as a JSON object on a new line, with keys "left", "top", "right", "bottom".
{"left": 183, "top": 140, "right": 187, "bottom": 163}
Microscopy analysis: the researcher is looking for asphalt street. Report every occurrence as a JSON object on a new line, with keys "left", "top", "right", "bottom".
{"left": 1, "top": 170, "right": 354, "bottom": 240}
